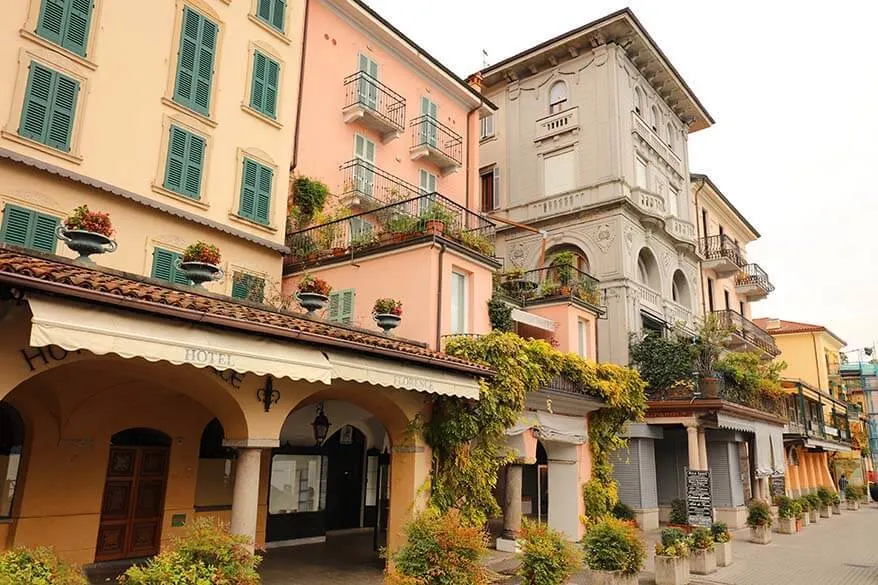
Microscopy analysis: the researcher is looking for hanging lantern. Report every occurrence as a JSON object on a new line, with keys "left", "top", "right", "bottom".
{"left": 312, "top": 402, "right": 330, "bottom": 446}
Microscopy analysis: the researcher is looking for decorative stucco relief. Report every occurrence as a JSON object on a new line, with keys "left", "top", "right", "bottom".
{"left": 594, "top": 223, "right": 615, "bottom": 253}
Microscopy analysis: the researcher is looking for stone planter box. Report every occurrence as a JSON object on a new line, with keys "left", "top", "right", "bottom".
{"left": 800, "top": 513, "right": 809, "bottom": 527}
{"left": 809, "top": 509, "right": 819, "bottom": 523}
{"left": 847, "top": 500, "right": 860, "bottom": 511}
{"left": 715, "top": 541, "right": 732, "bottom": 567}
{"left": 832, "top": 503, "right": 842, "bottom": 515}
{"left": 820, "top": 505, "right": 831, "bottom": 518}
{"left": 778, "top": 517, "right": 796, "bottom": 534}
{"left": 690, "top": 549, "right": 716, "bottom": 575}
{"left": 655, "top": 555, "right": 690, "bottom": 585}
{"left": 750, "top": 524, "right": 772, "bottom": 544}
{"left": 584, "top": 568, "right": 638, "bottom": 585}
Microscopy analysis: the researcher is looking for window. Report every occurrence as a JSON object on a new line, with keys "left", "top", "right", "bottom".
{"left": 353, "top": 134, "right": 376, "bottom": 198}
{"left": 739, "top": 301, "right": 745, "bottom": 316}
{"left": 650, "top": 106, "right": 659, "bottom": 133}
{"left": 36, "top": 0, "right": 93, "bottom": 57}
{"left": 231, "top": 272, "right": 265, "bottom": 303}
{"left": 250, "top": 51, "right": 279, "bottom": 118}
{"left": 19, "top": 62, "right": 79, "bottom": 152}
{"left": 419, "top": 169, "right": 437, "bottom": 194}
{"left": 666, "top": 123, "right": 675, "bottom": 149}
{"left": 667, "top": 186, "right": 679, "bottom": 217}
{"left": 577, "top": 319, "right": 588, "bottom": 358}
{"left": 544, "top": 149, "right": 574, "bottom": 195}
{"left": 724, "top": 289, "right": 731, "bottom": 310}
{"left": 269, "top": 454, "right": 326, "bottom": 514}
{"left": 328, "top": 289, "right": 355, "bottom": 324}
{"left": 707, "top": 278, "right": 715, "bottom": 312}
{"left": 701, "top": 209, "right": 708, "bottom": 238}
{"left": 480, "top": 167, "right": 499, "bottom": 211}
{"left": 634, "top": 87, "right": 643, "bottom": 115}
{"left": 480, "top": 114, "right": 494, "bottom": 139}
{"left": 635, "top": 156, "right": 647, "bottom": 188}
{"left": 357, "top": 53, "right": 379, "bottom": 109}
{"left": 419, "top": 97, "right": 438, "bottom": 147}
{"left": 450, "top": 271, "right": 468, "bottom": 334}
{"left": 163, "top": 125, "right": 206, "bottom": 199}
{"left": 0, "top": 403, "right": 24, "bottom": 517}
{"left": 238, "top": 158, "right": 273, "bottom": 224}
{"left": 173, "top": 6, "right": 217, "bottom": 116}
{"left": 637, "top": 255, "right": 649, "bottom": 284}
{"left": 151, "top": 247, "right": 191, "bottom": 285}
{"left": 256, "top": 0, "right": 286, "bottom": 33}
{"left": 0, "top": 204, "right": 59, "bottom": 253}
{"left": 548, "top": 81, "right": 567, "bottom": 114}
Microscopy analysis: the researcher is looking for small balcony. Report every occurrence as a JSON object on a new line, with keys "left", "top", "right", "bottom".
{"left": 342, "top": 71, "right": 406, "bottom": 142}
{"left": 284, "top": 192, "right": 496, "bottom": 273}
{"left": 534, "top": 107, "right": 579, "bottom": 142}
{"left": 409, "top": 116, "right": 463, "bottom": 175}
{"left": 714, "top": 309, "right": 780, "bottom": 358}
{"left": 735, "top": 263, "right": 774, "bottom": 301}
{"left": 666, "top": 217, "right": 696, "bottom": 247}
{"left": 498, "top": 266, "right": 602, "bottom": 311}
{"left": 631, "top": 188, "right": 666, "bottom": 228}
{"left": 338, "top": 159, "right": 420, "bottom": 210}
{"left": 699, "top": 234, "right": 745, "bottom": 277}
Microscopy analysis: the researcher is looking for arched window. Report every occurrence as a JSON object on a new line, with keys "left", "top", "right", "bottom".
{"left": 0, "top": 403, "right": 23, "bottom": 517}
{"left": 634, "top": 87, "right": 643, "bottom": 116}
{"left": 195, "top": 419, "right": 236, "bottom": 508}
{"left": 549, "top": 81, "right": 567, "bottom": 114}
{"left": 671, "top": 270, "right": 691, "bottom": 308}
{"left": 637, "top": 248, "right": 660, "bottom": 291}
{"left": 651, "top": 105, "right": 660, "bottom": 133}
{"left": 666, "top": 123, "right": 675, "bottom": 149}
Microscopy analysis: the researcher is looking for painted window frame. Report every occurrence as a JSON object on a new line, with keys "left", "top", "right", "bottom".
{"left": 34, "top": 0, "right": 95, "bottom": 58}
{"left": 479, "top": 114, "right": 495, "bottom": 140}
{"left": 0, "top": 202, "right": 61, "bottom": 253}
{"left": 450, "top": 270, "right": 469, "bottom": 335}
{"left": 254, "top": 0, "right": 286, "bottom": 34}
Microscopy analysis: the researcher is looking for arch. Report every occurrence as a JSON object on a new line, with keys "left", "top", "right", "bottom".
{"left": 666, "top": 123, "right": 675, "bottom": 149}
{"left": 634, "top": 87, "right": 643, "bottom": 115}
{"left": 671, "top": 269, "right": 692, "bottom": 308}
{"left": 0, "top": 402, "right": 24, "bottom": 517}
{"left": 549, "top": 81, "right": 568, "bottom": 114}
{"left": 650, "top": 105, "right": 660, "bottom": 133}
{"left": 636, "top": 247, "right": 661, "bottom": 291}
{"left": 111, "top": 427, "right": 171, "bottom": 446}
{"left": 545, "top": 244, "right": 591, "bottom": 275}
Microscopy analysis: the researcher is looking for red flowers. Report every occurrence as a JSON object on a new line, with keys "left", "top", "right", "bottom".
{"left": 182, "top": 241, "right": 222, "bottom": 265}
{"left": 373, "top": 298, "right": 402, "bottom": 316}
{"left": 297, "top": 274, "right": 331, "bottom": 296}
{"left": 64, "top": 205, "right": 114, "bottom": 237}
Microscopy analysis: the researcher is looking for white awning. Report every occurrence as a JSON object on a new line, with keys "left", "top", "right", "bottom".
{"left": 27, "top": 295, "right": 333, "bottom": 383}
{"left": 506, "top": 411, "right": 587, "bottom": 445}
{"left": 510, "top": 308, "right": 555, "bottom": 332}
{"left": 805, "top": 438, "right": 852, "bottom": 453}
{"left": 753, "top": 421, "right": 785, "bottom": 477}
{"left": 328, "top": 352, "right": 482, "bottom": 400}
{"left": 717, "top": 413, "right": 756, "bottom": 434}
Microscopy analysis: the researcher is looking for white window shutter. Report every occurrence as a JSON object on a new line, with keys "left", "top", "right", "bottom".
{"left": 492, "top": 167, "right": 500, "bottom": 210}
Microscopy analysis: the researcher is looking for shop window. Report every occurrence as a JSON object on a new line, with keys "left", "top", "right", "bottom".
{"left": 0, "top": 403, "right": 24, "bottom": 517}
{"left": 269, "top": 454, "right": 327, "bottom": 514}
{"left": 195, "top": 418, "right": 236, "bottom": 509}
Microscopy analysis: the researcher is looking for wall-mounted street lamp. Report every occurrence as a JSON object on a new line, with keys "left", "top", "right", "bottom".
{"left": 257, "top": 376, "right": 280, "bottom": 412}
{"left": 312, "top": 402, "right": 331, "bottom": 446}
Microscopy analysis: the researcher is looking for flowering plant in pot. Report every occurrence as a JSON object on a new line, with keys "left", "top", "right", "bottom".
{"left": 746, "top": 500, "right": 773, "bottom": 544}
{"left": 711, "top": 522, "right": 733, "bottom": 567}
{"left": 418, "top": 201, "right": 455, "bottom": 236}
{"left": 373, "top": 298, "right": 402, "bottom": 334}
{"left": 296, "top": 274, "right": 331, "bottom": 315}
{"left": 816, "top": 487, "right": 834, "bottom": 518}
{"left": 830, "top": 491, "right": 842, "bottom": 514}
{"left": 57, "top": 205, "right": 117, "bottom": 264}
{"left": 689, "top": 527, "right": 716, "bottom": 575}
{"left": 776, "top": 496, "right": 799, "bottom": 534}
{"left": 805, "top": 493, "right": 821, "bottom": 522}
{"left": 654, "top": 528, "right": 691, "bottom": 585}
{"left": 581, "top": 517, "right": 644, "bottom": 585}
{"left": 178, "top": 241, "right": 223, "bottom": 287}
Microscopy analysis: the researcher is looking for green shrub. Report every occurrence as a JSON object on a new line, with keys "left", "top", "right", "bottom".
{"left": 710, "top": 522, "right": 730, "bottom": 543}
{"left": 628, "top": 333, "right": 695, "bottom": 396}
{"left": 291, "top": 176, "right": 329, "bottom": 226}
{"left": 486, "top": 296, "right": 513, "bottom": 331}
{"left": 690, "top": 527, "right": 715, "bottom": 551}
{"left": 0, "top": 547, "right": 87, "bottom": 585}
{"left": 385, "top": 507, "right": 490, "bottom": 585}
{"left": 611, "top": 501, "right": 636, "bottom": 522}
{"left": 669, "top": 498, "right": 688, "bottom": 525}
{"left": 121, "top": 517, "right": 259, "bottom": 585}
{"left": 776, "top": 495, "right": 801, "bottom": 519}
{"left": 816, "top": 486, "right": 833, "bottom": 507}
{"left": 746, "top": 500, "right": 772, "bottom": 528}
{"left": 517, "top": 520, "right": 582, "bottom": 585}
{"left": 582, "top": 479, "right": 617, "bottom": 522}
{"left": 831, "top": 491, "right": 841, "bottom": 506}
{"left": 655, "top": 528, "right": 690, "bottom": 558}
{"left": 582, "top": 518, "right": 644, "bottom": 576}
{"left": 797, "top": 496, "right": 811, "bottom": 512}
{"left": 805, "top": 493, "right": 821, "bottom": 511}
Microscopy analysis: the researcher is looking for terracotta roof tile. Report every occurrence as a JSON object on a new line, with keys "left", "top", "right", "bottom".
{"left": 752, "top": 317, "right": 846, "bottom": 345}
{"left": 0, "top": 246, "right": 491, "bottom": 375}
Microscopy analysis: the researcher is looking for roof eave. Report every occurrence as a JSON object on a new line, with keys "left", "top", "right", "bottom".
{"left": 690, "top": 173, "right": 761, "bottom": 239}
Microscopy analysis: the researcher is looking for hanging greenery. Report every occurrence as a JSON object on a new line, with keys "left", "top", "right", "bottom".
{"left": 486, "top": 296, "right": 513, "bottom": 331}
{"left": 429, "top": 332, "right": 647, "bottom": 526}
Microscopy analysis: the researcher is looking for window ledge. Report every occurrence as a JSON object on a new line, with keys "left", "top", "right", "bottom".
{"left": 228, "top": 212, "right": 278, "bottom": 234}
{"left": 247, "top": 14, "right": 291, "bottom": 45}
{"left": 160, "top": 97, "right": 218, "bottom": 129}
{"left": 479, "top": 134, "right": 497, "bottom": 145}
{"left": 150, "top": 183, "right": 210, "bottom": 210}
{"left": 240, "top": 104, "right": 282, "bottom": 129}
{"left": 1, "top": 130, "right": 83, "bottom": 164}
{"left": 19, "top": 29, "right": 98, "bottom": 70}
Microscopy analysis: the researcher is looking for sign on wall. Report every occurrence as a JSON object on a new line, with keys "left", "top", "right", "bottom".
{"left": 685, "top": 468, "right": 713, "bottom": 527}
{"left": 769, "top": 475, "right": 786, "bottom": 498}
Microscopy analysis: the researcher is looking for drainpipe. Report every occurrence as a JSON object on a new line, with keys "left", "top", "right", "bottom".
{"left": 435, "top": 242, "right": 446, "bottom": 349}
{"left": 692, "top": 177, "right": 708, "bottom": 315}
{"left": 812, "top": 332, "right": 822, "bottom": 390}
{"left": 290, "top": 0, "right": 311, "bottom": 173}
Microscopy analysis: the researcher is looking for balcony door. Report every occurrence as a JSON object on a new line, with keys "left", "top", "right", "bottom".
{"left": 420, "top": 97, "right": 438, "bottom": 147}
{"left": 357, "top": 54, "right": 379, "bottom": 110}
{"left": 354, "top": 134, "right": 375, "bottom": 199}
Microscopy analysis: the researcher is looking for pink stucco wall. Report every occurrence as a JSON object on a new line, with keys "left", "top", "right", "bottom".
{"left": 527, "top": 302, "right": 598, "bottom": 359}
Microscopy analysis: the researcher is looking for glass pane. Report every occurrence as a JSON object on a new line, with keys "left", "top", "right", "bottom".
{"left": 0, "top": 448, "right": 20, "bottom": 516}
{"left": 365, "top": 456, "right": 378, "bottom": 507}
{"left": 269, "top": 454, "right": 326, "bottom": 514}
{"left": 195, "top": 457, "right": 235, "bottom": 508}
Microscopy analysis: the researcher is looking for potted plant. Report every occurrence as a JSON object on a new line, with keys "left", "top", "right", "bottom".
{"left": 845, "top": 484, "right": 861, "bottom": 510}
{"left": 831, "top": 491, "right": 842, "bottom": 515}
{"left": 668, "top": 498, "right": 691, "bottom": 533}
{"left": 418, "top": 201, "right": 455, "bottom": 236}
{"left": 581, "top": 518, "right": 644, "bottom": 585}
{"left": 57, "top": 205, "right": 117, "bottom": 264}
{"left": 805, "top": 493, "right": 821, "bottom": 522}
{"left": 384, "top": 214, "right": 418, "bottom": 242}
{"left": 711, "top": 522, "right": 732, "bottom": 567}
{"left": 296, "top": 274, "right": 331, "bottom": 315}
{"left": 816, "top": 487, "right": 834, "bottom": 518}
{"left": 746, "top": 500, "right": 772, "bottom": 544}
{"left": 796, "top": 497, "right": 810, "bottom": 527}
{"left": 694, "top": 313, "right": 731, "bottom": 397}
{"left": 178, "top": 241, "right": 223, "bottom": 287}
{"left": 654, "top": 528, "right": 691, "bottom": 585}
{"left": 458, "top": 229, "right": 495, "bottom": 256}
{"left": 373, "top": 298, "right": 402, "bottom": 334}
{"left": 776, "top": 495, "right": 799, "bottom": 534}
{"left": 688, "top": 527, "right": 716, "bottom": 575}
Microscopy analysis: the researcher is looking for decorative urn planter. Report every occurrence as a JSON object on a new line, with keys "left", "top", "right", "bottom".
{"left": 750, "top": 524, "right": 772, "bottom": 545}
{"left": 584, "top": 568, "right": 638, "bottom": 585}
{"left": 57, "top": 227, "right": 117, "bottom": 264}
{"left": 847, "top": 500, "right": 860, "bottom": 511}
{"left": 297, "top": 292, "right": 329, "bottom": 316}
{"left": 655, "top": 555, "right": 690, "bottom": 585}
{"left": 832, "top": 503, "right": 842, "bottom": 515}
{"left": 700, "top": 376, "right": 721, "bottom": 398}
{"left": 820, "top": 505, "right": 831, "bottom": 518}
{"left": 177, "top": 261, "right": 223, "bottom": 288}
{"left": 690, "top": 549, "right": 717, "bottom": 575}
{"left": 809, "top": 508, "right": 819, "bottom": 523}
{"left": 778, "top": 517, "right": 796, "bottom": 534}
{"left": 715, "top": 541, "right": 733, "bottom": 567}
{"left": 374, "top": 313, "right": 401, "bottom": 335}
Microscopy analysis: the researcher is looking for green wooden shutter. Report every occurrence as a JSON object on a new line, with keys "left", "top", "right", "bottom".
{"left": 0, "top": 205, "right": 32, "bottom": 247}
{"left": 184, "top": 133, "right": 205, "bottom": 198}
{"left": 327, "top": 291, "right": 340, "bottom": 321}
{"left": 164, "top": 126, "right": 204, "bottom": 199}
{"left": 32, "top": 213, "right": 60, "bottom": 252}
{"left": 339, "top": 290, "right": 354, "bottom": 324}
{"left": 255, "top": 164, "right": 272, "bottom": 224}
{"left": 257, "top": 0, "right": 285, "bottom": 32}
{"left": 152, "top": 248, "right": 190, "bottom": 285}
{"left": 164, "top": 126, "right": 187, "bottom": 193}
{"left": 36, "top": 0, "right": 66, "bottom": 46}
{"left": 19, "top": 63, "right": 78, "bottom": 152}
{"left": 0, "top": 205, "right": 59, "bottom": 253}
{"left": 257, "top": 0, "right": 272, "bottom": 21}
{"left": 239, "top": 159, "right": 258, "bottom": 219}
{"left": 36, "top": 0, "right": 92, "bottom": 57}
{"left": 250, "top": 52, "right": 279, "bottom": 118}
{"left": 232, "top": 273, "right": 265, "bottom": 303}
{"left": 46, "top": 73, "right": 78, "bottom": 151}
{"left": 264, "top": 58, "right": 279, "bottom": 118}
{"left": 173, "top": 7, "right": 216, "bottom": 116}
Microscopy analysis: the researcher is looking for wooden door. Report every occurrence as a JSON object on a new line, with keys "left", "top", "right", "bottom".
{"left": 95, "top": 446, "right": 169, "bottom": 561}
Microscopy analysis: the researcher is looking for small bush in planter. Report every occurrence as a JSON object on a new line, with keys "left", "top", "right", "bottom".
{"left": 384, "top": 507, "right": 490, "bottom": 585}
{"left": 669, "top": 498, "right": 688, "bottom": 526}
{"left": 297, "top": 273, "right": 331, "bottom": 296}
{"left": 816, "top": 486, "right": 833, "bottom": 508}
{"left": 746, "top": 500, "right": 772, "bottom": 529}
{"left": 777, "top": 495, "right": 800, "bottom": 519}
{"left": 805, "top": 493, "right": 821, "bottom": 513}
{"left": 517, "top": 519, "right": 582, "bottom": 585}
{"left": 182, "top": 241, "right": 221, "bottom": 265}
{"left": 64, "top": 205, "right": 113, "bottom": 237}
{"left": 373, "top": 297, "right": 402, "bottom": 316}
{"left": 690, "top": 527, "right": 715, "bottom": 552}
{"left": 710, "top": 522, "right": 730, "bottom": 543}
{"left": 582, "top": 517, "right": 645, "bottom": 576}
{"left": 120, "top": 517, "right": 259, "bottom": 585}
{"left": 655, "top": 528, "right": 690, "bottom": 558}
{"left": 0, "top": 547, "right": 88, "bottom": 585}
{"left": 611, "top": 501, "right": 636, "bottom": 522}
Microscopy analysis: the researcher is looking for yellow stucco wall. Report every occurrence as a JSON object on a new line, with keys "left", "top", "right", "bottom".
{"left": 770, "top": 330, "right": 844, "bottom": 392}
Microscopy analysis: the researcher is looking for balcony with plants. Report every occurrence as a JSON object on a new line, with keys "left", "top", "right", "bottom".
{"left": 699, "top": 234, "right": 745, "bottom": 277}
{"left": 337, "top": 158, "right": 420, "bottom": 210}
{"left": 713, "top": 309, "right": 780, "bottom": 358}
{"left": 409, "top": 116, "right": 463, "bottom": 175}
{"left": 342, "top": 71, "right": 406, "bottom": 142}
{"left": 497, "top": 265, "right": 601, "bottom": 313}
{"left": 783, "top": 380, "right": 853, "bottom": 447}
{"left": 735, "top": 263, "right": 774, "bottom": 301}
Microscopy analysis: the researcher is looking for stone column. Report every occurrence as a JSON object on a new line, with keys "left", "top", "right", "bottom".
{"left": 697, "top": 428, "right": 709, "bottom": 471}
{"left": 686, "top": 424, "right": 700, "bottom": 470}
{"left": 502, "top": 464, "right": 524, "bottom": 540}
{"left": 230, "top": 448, "right": 262, "bottom": 551}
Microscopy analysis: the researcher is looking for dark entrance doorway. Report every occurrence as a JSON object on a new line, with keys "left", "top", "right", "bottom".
{"left": 522, "top": 441, "right": 549, "bottom": 522}
{"left": 95, "top": 428, "right": 170, "bottom": 562}
{"left": 325, "top": 426, "right": 366, "bottom": 531}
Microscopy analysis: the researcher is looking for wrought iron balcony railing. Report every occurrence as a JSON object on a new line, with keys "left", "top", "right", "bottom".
{"left": 343, "top": 71, "right": 406, "bottom": 132}
{"left": 339, "top": 159, "right": 420, "bottom": 207}
{"left": 285, "top": 192, "right": 496, "bottom": 270}
{"left": 714, "top": 309, "right": 780, "bottom": 357}
{"left": 410, "top": 115, "right": 463, "bottom": 166}
{"left": 648, "top": 376, "right": 787, "bottom": 419}
{"left": 735, "top": 263, "right": 774, "bottom": 296}
{"left": 498, "top": 265, "right": 601, "bottom": 308}
{"left": 699, "top": 234, "right": 745, "bottom": 267}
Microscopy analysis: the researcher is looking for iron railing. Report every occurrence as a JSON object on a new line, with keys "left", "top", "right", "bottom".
{"left": 713, "top": 309, "right": 780, "bottom": 357}
{"left": 498, "top": 265, "right": 601, "bottom": 308}
{"left": 285, "top": 192, "right": 496, "bottom": 269}
{"left": 410, "top": 115, "right": 463, "bottom": 165}
{"left": 339, "top": 159, "right": 420, "bottom": 207}
{"left": 343, "top": 71, "right": 406, "bottom": 131}
{"left": 648, "top": 375, "right": 786, "bottom": 418}
{"left": 541, "top": 374, "right": 599, "bottom": 399}
{"left": 735, "top": 263, "right": 774, "bottom": 294}
{"left": 699, "top": 234, "right": 745, "bottom": 267}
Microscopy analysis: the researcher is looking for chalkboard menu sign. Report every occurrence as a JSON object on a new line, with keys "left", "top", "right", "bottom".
{"left": 769, "top": 475, "right": 786, "bottom": 498}
{"left": 686, "top": 468, "right": 713, "bottom": 527}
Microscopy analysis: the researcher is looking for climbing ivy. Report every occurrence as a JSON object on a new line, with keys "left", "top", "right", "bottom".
{"left": 429, "top": 332, "right": 647, "bottom": 526}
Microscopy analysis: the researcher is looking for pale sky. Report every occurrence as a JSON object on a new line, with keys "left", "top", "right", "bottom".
{"left": 366, "top": 0, "right": 878, "bottom": 354}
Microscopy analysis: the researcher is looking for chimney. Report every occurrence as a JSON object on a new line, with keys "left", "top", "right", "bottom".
{"left": 466, "top": 72, "right": 484, "bottom": 93}
{"left": 765, "top": 318, "right": 781, "bottom": 330}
